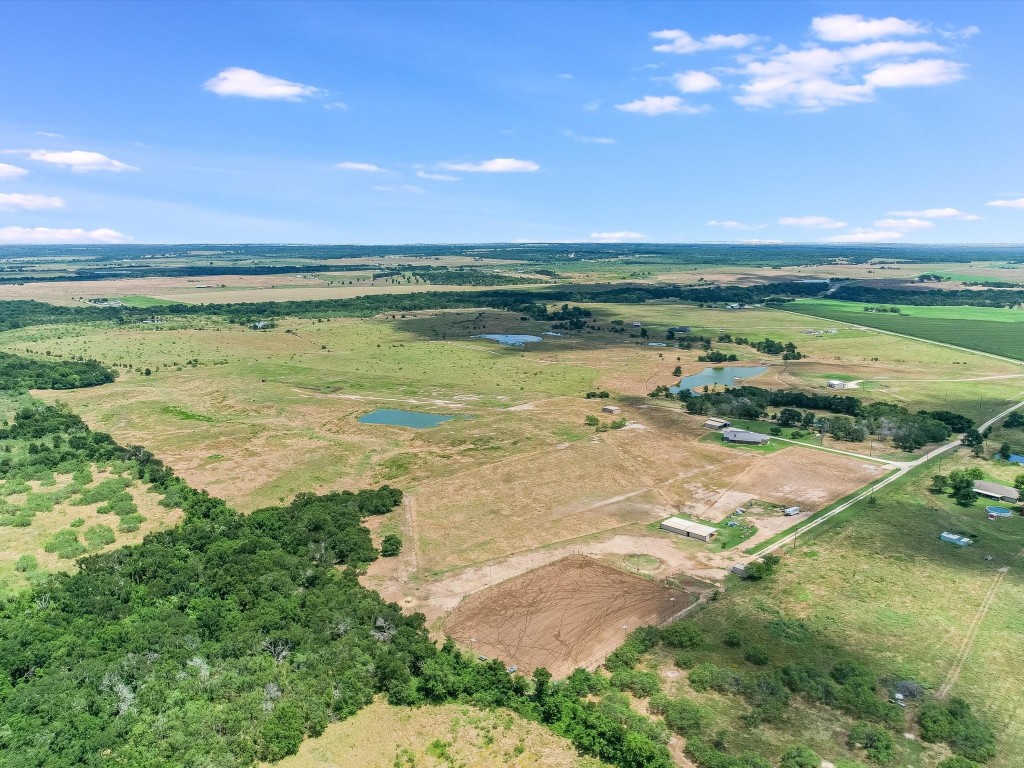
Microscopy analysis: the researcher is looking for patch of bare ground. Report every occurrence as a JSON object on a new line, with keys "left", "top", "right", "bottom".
{"left": 443, "top": 555, "right": 693, "bottom": 677}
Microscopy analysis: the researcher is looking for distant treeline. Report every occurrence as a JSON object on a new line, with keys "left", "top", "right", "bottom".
{"left": 832, "top": 284, "right": 1024, "bottom": 307}
{"left": 0, "top": 350, "right": 115, "bottom": 391}
{"left": 0, "top": 282, "right": 825, "bottom": 331}
{"left": 3, "top": 242, "right": 1022, "bottom": 266}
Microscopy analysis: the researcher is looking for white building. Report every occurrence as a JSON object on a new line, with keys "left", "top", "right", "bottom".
{"left": 660, "top": 517, "right": 718, "bottom": 542}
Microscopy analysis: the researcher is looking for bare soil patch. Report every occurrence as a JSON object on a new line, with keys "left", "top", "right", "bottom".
{"left": 443, "top": 555, "right": 690, "bottom": 677}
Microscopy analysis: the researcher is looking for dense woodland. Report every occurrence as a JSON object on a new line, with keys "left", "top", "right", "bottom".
{"left": 0, "top": 350, "right": 114, "bottom": 390}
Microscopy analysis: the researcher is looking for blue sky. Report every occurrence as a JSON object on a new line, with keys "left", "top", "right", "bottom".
{"left": 1, "top": 0, "right": 1022, "bottom": 245}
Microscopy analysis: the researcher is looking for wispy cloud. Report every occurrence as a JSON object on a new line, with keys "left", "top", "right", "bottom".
{"left": 0, "top": 226, "right": 131, "bottom": 244}
{"left": 563, "top": 130, "right": 616, "bottom": 144}
{"left": 36, "top": 131, "right": 64, "bottom": 138}
{"left": 590, "top": 231, "right": 647, "bottom": 242}
{"left": 416, "top": 170, "right": 459, "bottom": 181}
{"left": 615, "top": 95, "right": 710, "bottom": 116}
{"left": 673, "top": 71, "right": 722, "bottom": 93}
{"left": 706, "top": 219, "right": 768, "bottom": 230}
{"left": 438, "top": 158, "right": 539, "bottom": 173}
{"left": 373, "top": 184, "right": 424, "bottom": 194}
{"left": 779, "top": 215, "right": 847, "bottom": 229}
{"left": 987, "top": 197, "right": 1024, "bottom": 209}
{"left": 203, "top": 67, "right": 320, "bottom": 101}
{"left": 324, "top": 101, "right": 349, "bottom": 111}
{"left": 825, "top": 228, "right": 903, "bottom": 243}
{"left": 873, "top": 217, "right": 935, "bottom": 231}
{"left": 11, "top": 149, "right": 138, "bottom": 173}
{"left": 888, "top": 207, "right": 979, "bottom": 221}
{"left": 650, "top": 29, "right": 759, "bottom": 54}
{"left": 335, "top": 161, "right": 388, "bottom": 173}
{"left": 811, "top": 14, "right": 927, "bottom": 43}
{"left": 0, "top": 162, "right": 28, "bottom": 180}
{"left": 0, "top": 193, "right": 65, "bottom": 211}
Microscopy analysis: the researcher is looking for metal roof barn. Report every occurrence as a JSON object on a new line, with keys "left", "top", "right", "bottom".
{"left": 661, "top": 516, "right": 718, "bottom": 542}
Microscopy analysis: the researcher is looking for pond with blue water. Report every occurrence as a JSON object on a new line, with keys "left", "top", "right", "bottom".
{"left": 473, "top": 334, "right": 543, "bottom": 346}
{"left": 357, "top": 409, "right": 455, "bottom": 429}
{"left": 670, "top": 365, "right": 768, "bottom": 393}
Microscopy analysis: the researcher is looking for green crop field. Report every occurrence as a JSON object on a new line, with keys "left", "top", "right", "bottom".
{"left": 788, "top": 299, "right": 1024, "bottom": 361}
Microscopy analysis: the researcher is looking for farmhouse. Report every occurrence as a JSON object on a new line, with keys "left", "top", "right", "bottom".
{"left": 703, "top": 417, "right": 731, "bottom": 430}
{"left": 601, "top": 405, "right": 621, "bottom": 415}
{"left": 722, "top": 428, "right": 770, "bottom": 445}
{"left": 940, "top": 532, "right": 973, "bottom": 546}
{"left": 973, "top": 481, "right": 1020, "bottom": 503}
{"left": 828, "top": 380, "right": 851, "bottom": 390}
{"left": 661, "top": 516, "right": 717, "bottom": 542}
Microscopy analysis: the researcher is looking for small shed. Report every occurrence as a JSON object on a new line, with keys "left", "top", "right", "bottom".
{"left": 601, "top": 405, "right": 621, "bottom": 415}
{"left": 940, "top": 532, "right": 973, "bottom": 546}
{"left": 703, "top": 417, "right": 731, "bottom": 430}
{"left": 827, "top": 380, "right": 850, "bottom": 390}
{"left": 661, "top": 516, "right": 718, "bottom": 542}
{"left": 783, "top": 506, "right": 801, "bottom": 516}
{"left": 631, "top": 321, "right": 642, "bottom": 327}
{"left": 722, "top": 428, "right": 770, "bottom": 445}
{"left": 974, "top": 481, "right": 1020, "bottom": 503}
{"left": 730, "top": 563, "right": 747, "bottom": 577}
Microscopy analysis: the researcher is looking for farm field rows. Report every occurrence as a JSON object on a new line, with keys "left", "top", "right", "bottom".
{"left": 788, "top": 299, "right": 1024, "bottom": 361}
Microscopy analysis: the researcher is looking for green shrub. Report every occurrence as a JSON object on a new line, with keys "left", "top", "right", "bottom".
{"left": 744, "top": 646, "right": 769, "bottom": 666}
{"left": 780, "top": 745, "right": 821, "bottom": 768}
{"left": 14, "top": 554, "right": 38, "bottom": 572}
{"left": 663, "top": 696, "right": 705, "bottom": 737}
{"left": 848, "top": 722, "right": 895, "bottom": 763}
{"left": 662, "top": 620, "right": 702, "bottom": 649}
{"left": 70, "top": 517, "right": 85, "bottom": 527}
{"left": 84, "top": 524, "right": 116, "bottom": 549}
{"left": 723, "top": 630, "right": 743, "bottom": 648}
{"left": 380, "top": 533, "right": 402, "bottom": 557}
{"left": 117, "top": 513, "right": 146, "bottom": 533}
{"left": 43, "top": 529, "right": 86, "bottom": 559}
{"left": 919, "top": 698, "right": 996, "bottom": 763}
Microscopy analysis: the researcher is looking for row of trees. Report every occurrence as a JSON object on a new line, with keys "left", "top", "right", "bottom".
{"left": 0, "top": 350, "right": 115, "bottom": 391}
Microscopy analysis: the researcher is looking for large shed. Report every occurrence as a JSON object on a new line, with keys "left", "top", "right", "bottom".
{"left": 940, "top": 532, "right": 973, "bottom": 546}
{"left": 661, "top": 516, "right": 718, "bottom": 542}
{"left": 703, "top": 417, "right": 731, "bottom": 430}
{"left": 974, "top": 481, "right": 1020, "bottom": 503}
{"left": 722, "top": 428, "right": 770, "bottom": 445}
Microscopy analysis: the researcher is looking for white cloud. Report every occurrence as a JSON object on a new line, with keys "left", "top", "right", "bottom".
{"left": 416, "top": 170, "right": 459, "bottom": 181}
{"left": 203, "top": 67, "right": 320, "bottom": 101}
{"left": 36, "top": 131, "right": 64, "bottom": 138}
{"left": 706, "top": 219, "right": 768, "bottom": 230}
{"left": 873, "top": 217, "right": 935, "bottom": 231}
{"left": 888, "top": 207, "right": 979, "bottom": 220}
{"left": 335, "top": 161, "right": 388, "bottom": 173}
{"left": 673, "top": 70, "right": 722, "bottom": 93}
{"left": 0, "top": 226, "right": 131, "bottom": 244}
{"left": 734, "top": 40, "right": 960, "bottom": 110}
{"left": 987, "top": 198, "right": 1024, "bottom": 209}
{"left": 438, "top": 158, "right": 539, "bottom": 173}
{"left": 615, "top": 95, "right": 710, "bottom": 115}
{"left": 373, "top": 184, "right": 425, "bottom": 194}
{"left": 779, "top": 215, "right": 847, "bottom": 229}
{"left": 651, "top": 29, "right": 759, "bottom": 54}
{"left": 939, "top": 25, "right": 980, "bottom": 40}
{"left": 0, "top": 193, "right": 65, "bottom": 211}
{"left": 590, "top": 231, "right": 647, "bottom": 242}
{"left": 324, "top": 101, "right": 349, "bottom": 111}
{"left": 812, "top": 14, "right": 927, "bottom": 43}
{"left": 17, "top": 149, "right": 138, "bottom": 173}
{"left": 563, "top": 130, "right": 616, "bottom": 144}
{"left": 582, "top": 100, "right": 602, "bottom": 111}
{"left": 0, "top": 163, "right": 28, "bottom": 180}
{"left": 825, "top": 228, "right": 903, "bottom": 243}
{"left": 864, "top": 59, "right": 965, "bottom": 88}
{"left": 558, "top": 73, "right": 574, "bottom": 79}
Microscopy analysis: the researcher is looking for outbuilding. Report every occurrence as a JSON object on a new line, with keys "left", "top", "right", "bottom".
{"left": 661, "top": 516, "right": 718, "bottom": 542}
{"left": 973, "top": 481, "right": 1020, "bottom": 503}
{"left": 940, "top": 532, "right": 973, "bottom": 546}
{"left": 601, "top": 405, "right": 621, "bottom": 415}
{"left": 703, "top": 417, "right": 731, "bottom": 430}
{"left": 722, "top": 428, "right": 770, "bottom": 445}
{"left": 828, "top": 380, "right": 850, "bottom": 390}
{"left": 783, "top": 506, "right": 801, "bottom": 516}
{"left": 730, "top": 563, "right": 747, "bottom": 577}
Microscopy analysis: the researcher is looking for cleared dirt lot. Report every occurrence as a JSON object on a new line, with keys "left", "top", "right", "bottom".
{"left": 443, "top": 555, "right": 690, "bottom": 677}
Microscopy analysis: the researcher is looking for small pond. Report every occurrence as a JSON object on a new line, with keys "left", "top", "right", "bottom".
{"left": 357, "top": 409, "right": 455, "bottom": 429}
{"left": 473, "top": 334, "right": 543, "bottom": 346}
{"left": 670, "top": 365, "right": 768, "bottom": 393}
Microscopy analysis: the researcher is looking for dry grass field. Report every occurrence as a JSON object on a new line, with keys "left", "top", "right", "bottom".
{"left": 266, "top": 700, "right": 603, "bottom": 768}
{"left": 443, "top": 555, "right": 690, "bottom": 677}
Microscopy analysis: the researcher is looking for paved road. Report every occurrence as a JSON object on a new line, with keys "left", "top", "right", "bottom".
{"left": 760, "top": 398, "right": 1024, "bottom": 555}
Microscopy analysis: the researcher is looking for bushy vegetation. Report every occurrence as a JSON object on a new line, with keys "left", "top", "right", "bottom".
{"left": 0, "top": 350, "right": 114, "bottom": 391}
{"left": 919, "top": 698, "right": 996, "bottom": 762}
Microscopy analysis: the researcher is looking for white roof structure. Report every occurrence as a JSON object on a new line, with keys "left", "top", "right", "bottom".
{"left": 661, "top": 516, "right": 717, "bottom": 539}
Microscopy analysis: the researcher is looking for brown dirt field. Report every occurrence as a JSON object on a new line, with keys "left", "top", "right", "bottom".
{"left": 266, "top": 699, "right": 603, "bottom": 768}
{"left": 443, "top": 555, "right": 690, "bottom": 677}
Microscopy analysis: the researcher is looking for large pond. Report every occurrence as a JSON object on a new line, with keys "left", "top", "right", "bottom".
{"left": 473, "top": 334, "right": 543, "bottom": 346}
{"left": 670, "top": 366, "right": 768, "bottom": 393}
{"left": 357, "top": 409, "right": 455, "bottom": 429}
